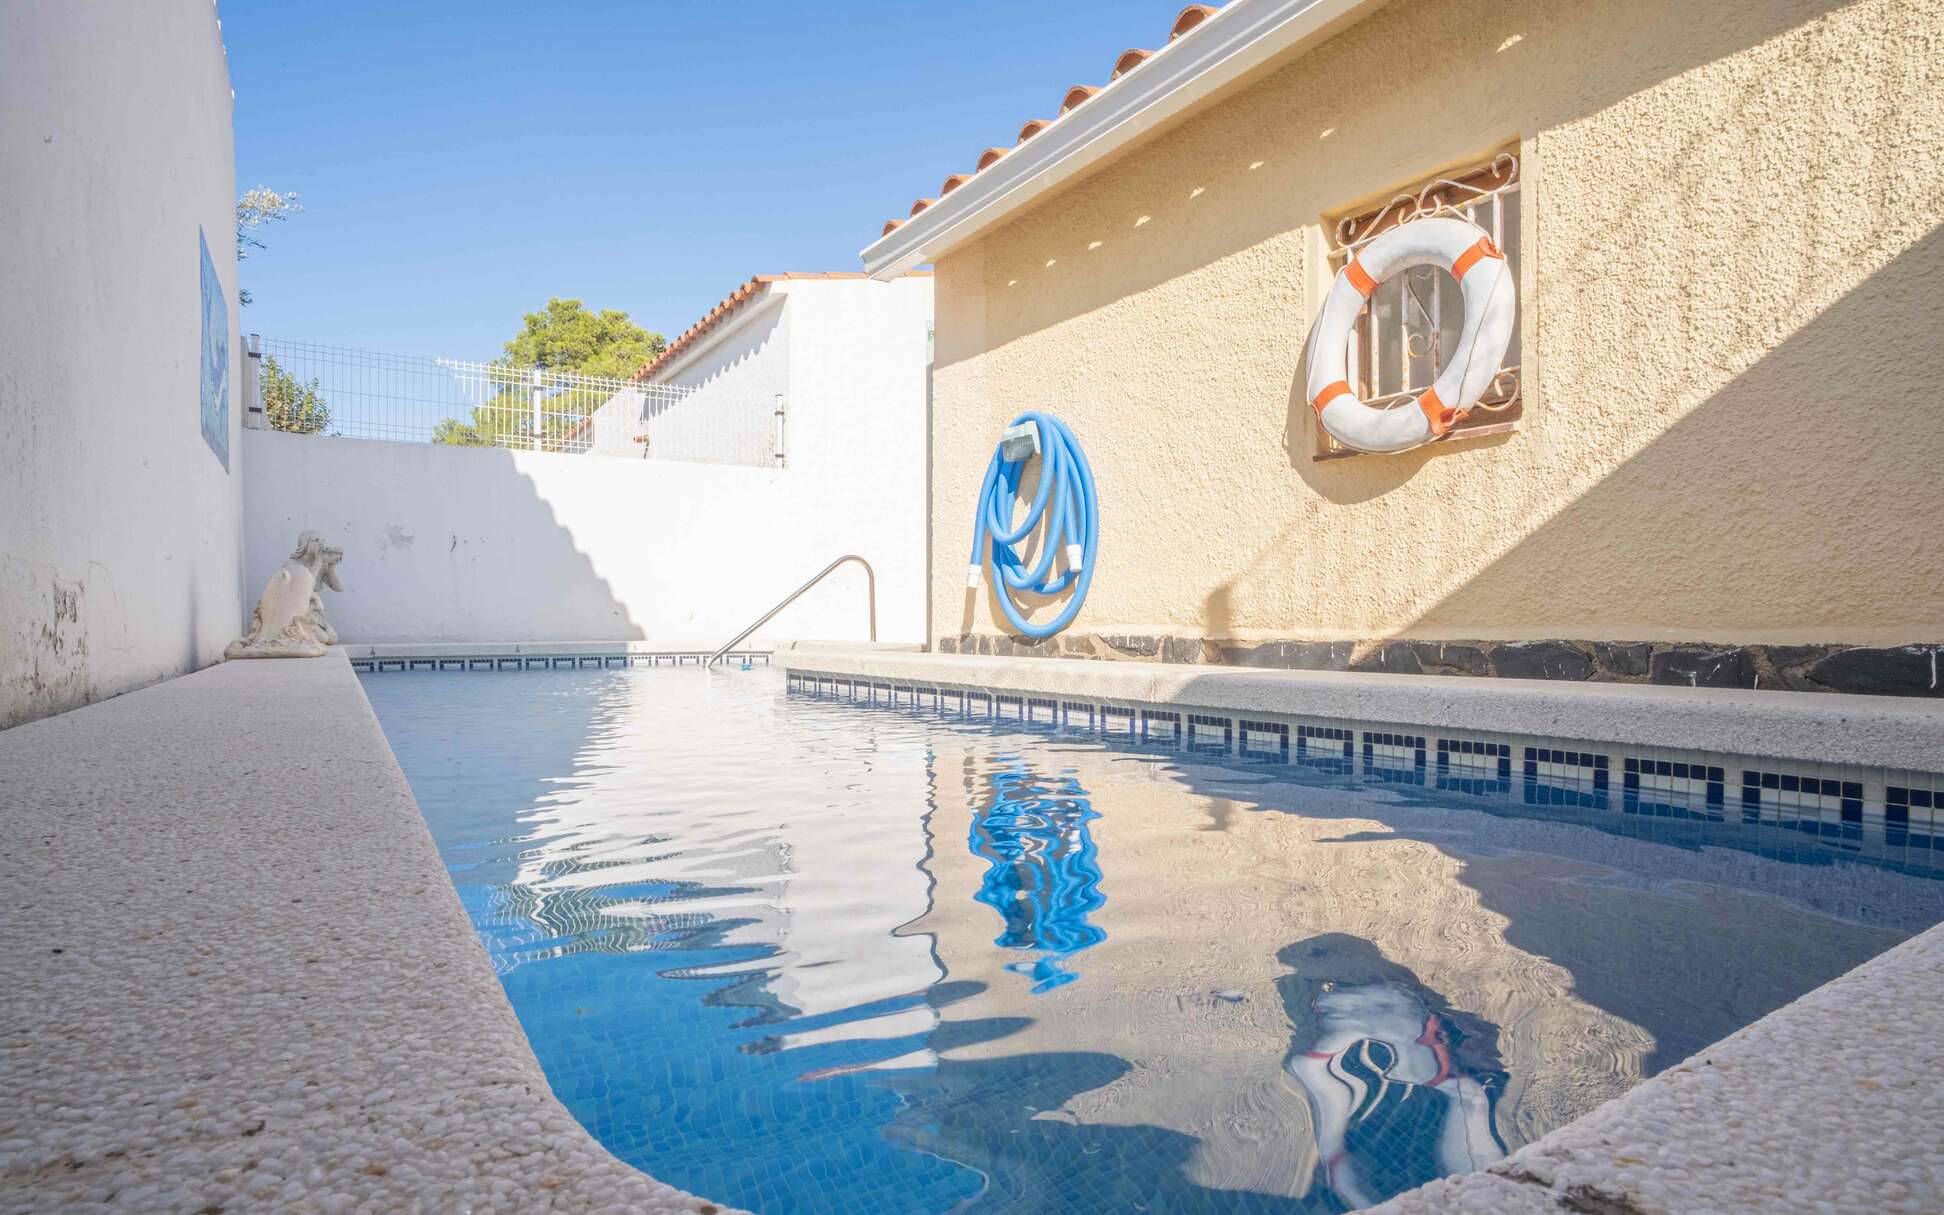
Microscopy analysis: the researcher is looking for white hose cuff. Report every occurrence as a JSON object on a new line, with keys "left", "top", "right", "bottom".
{"left": 966, "top": 565, "right": 983, "bottom": 588}
{"left": 1065, "top": 544, "right": 1084, "bottom": 572}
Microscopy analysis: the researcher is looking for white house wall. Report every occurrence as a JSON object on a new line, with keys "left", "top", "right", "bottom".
{"left": 240, "top": 276, "right": 931, "bottom": 647}
{"left": 0, "top": 3, "right": 242, "bottom": 729}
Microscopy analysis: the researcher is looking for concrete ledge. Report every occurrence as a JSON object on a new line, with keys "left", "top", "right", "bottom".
{"left": 343, "top": 640, "right": 771, "bottom": 659}
{"left": 0, "top": 651, "right": 736, "bottom": 1214}
{"left": 777, "top": 648, "right": 1944, "bottom": 771}
{"left": 1367, "top": 922, "right": 1944, "bottom": 1214}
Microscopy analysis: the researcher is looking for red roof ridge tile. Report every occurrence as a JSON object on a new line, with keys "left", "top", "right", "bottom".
{"left": 1060, "top": 84, "right": 1101, "bottom": 113}
{"left": 1171, "top": 4, "right": 1217, "bottom": 39}
{"left": 631, "top": 271, "right": 932, "bottom": 382}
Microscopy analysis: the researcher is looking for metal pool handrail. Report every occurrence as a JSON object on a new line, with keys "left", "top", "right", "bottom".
{"left": 706, "top": 554, "right": 877, "bottom": 667}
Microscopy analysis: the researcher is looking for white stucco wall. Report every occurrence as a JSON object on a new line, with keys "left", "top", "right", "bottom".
{"left": 242, "top": 277, "right": 931, "bottom": 646}
{"left": 0, "top": 1, "right": 242, "bottom": 730}
{"left": 640, "top": 292, "right": 790, "bottom": 466}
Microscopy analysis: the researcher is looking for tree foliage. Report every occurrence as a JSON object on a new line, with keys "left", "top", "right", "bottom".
{"left": 261, "top": 355, "right": 331, "bottom": 434}
{"left": 433, "top": 299, "right": 666, "bottom": 449}
{"left": 503, "top": 298, "right": 666, "bottom": 381}
{"left": 236, "top": 187, "right": 302, "bottom": 306}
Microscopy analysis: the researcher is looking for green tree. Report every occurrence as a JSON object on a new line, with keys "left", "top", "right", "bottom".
{"left": 261, "top": 355, "right": 331, "bottom": 434}
{"left": 235, "top": 187, "right": 301, "bottom": 306}
{"left": 434, "top": 299, "right": 666, "bottom": 449}
{"left": 503, "top": 298, "right": 666, "bottom": 380}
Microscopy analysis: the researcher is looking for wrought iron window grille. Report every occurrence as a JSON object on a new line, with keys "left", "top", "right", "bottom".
{"left": 1317, "top": 147, "right": 1524, "bottom": 460}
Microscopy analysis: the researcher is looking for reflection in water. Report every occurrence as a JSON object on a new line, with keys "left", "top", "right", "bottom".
{"left": 970, "top": 764, "right": 1106, "bottom": 992}
{"left": 1279, "top": 936, "right": 1506, "bottom": 1210}
{"left": 363, "top": 668, "right": 1943, "bottom": 1215}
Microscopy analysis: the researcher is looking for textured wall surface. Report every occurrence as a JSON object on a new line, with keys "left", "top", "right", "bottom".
{"left": 931, "top": 0, "right": 1943, "bottom": 649}
{"left": 0, "top": 2, "right": 242, "bottom": 729}
{"left": 242, "top": 278, "right": 932, "bottom": 647}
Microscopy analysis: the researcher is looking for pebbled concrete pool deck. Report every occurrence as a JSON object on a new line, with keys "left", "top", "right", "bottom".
{"left": 0, "top": 650, "right": 737, "bottom": 1215}
{"left": 774, "top": 645, "right": 1944, "bottom": 771}
{"left": 1367, "top": 921, "right": 1944, "bottom": 1214}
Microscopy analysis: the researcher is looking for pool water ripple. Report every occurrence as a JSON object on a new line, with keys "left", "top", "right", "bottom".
{"left": 363, "top": 668, "right": 1943, "bottom": 1214}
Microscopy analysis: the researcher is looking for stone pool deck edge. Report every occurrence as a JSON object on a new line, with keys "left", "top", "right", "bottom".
{"left": 774, "top": 645, "right": 1944, "bottom": 772}
{"left": 779, "top": 645, "right": 1944, "bottom": 1213}
{"left": 0, "top": 649, "right": 742, "bottom": 1215}
{"left": 1366, "top": 922, "right": 1944, "bottom": 1215}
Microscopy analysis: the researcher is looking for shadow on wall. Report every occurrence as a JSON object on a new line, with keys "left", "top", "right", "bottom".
{"left": 243, "top": 435, "right": 646, "bottom": 645}
{"left": 1193, "top": 230, "right": 1944, "bottom": 651}
{"left": 934, "top": 0, "right": 1841, "bottom": 372}
{"left": 1406, "top": 228, "right": 1944, "bottom": 642}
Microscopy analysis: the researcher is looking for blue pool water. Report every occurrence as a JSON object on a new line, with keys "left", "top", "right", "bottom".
{"left": 362, "top": 667, "right": 1943, "bottom": 1213}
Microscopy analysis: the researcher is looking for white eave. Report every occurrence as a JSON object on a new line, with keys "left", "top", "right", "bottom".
{"left": 859, "top": 0, "right": 1390, "bottom": 280}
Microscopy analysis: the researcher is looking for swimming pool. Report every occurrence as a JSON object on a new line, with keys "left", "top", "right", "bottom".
{"left": 362, "top": 666, "right": 1943, "bottom": 1213}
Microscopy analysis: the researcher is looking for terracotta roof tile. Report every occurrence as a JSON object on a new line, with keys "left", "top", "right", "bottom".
{"left": 1170, "top": 4, "right": 1217, "bottom": 38}
{"left": 1060, "top": 84, "right": 1101, "bottom": 113}
{"left": 876, "top": 3, "right": 1228, "bottom": 244}
{"left": 631, "top": 271, "right": 932, "bottom": 383}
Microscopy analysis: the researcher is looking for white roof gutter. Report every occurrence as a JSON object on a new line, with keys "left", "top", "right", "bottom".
{"left": 859, "top": 0, "right": 1391, "bottom": 280}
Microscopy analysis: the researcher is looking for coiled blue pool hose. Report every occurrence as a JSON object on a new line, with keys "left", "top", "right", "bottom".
{"left": 968, "top": 411, "right": 1099, "bottom": 639}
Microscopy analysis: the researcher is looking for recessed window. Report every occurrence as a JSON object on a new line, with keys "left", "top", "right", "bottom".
{"left": 1318, "top": 148, "right": 1522, "bottom": 459}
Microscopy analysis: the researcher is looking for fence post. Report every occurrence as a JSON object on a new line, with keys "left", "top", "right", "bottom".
{"left": 773, "top": 394, "right": 787, "bottom": 468}
{"left": 241, "top": 333, "right": 264, "bottom": 430}
{"left": 530, "top": 368, "right": 543, "bottom": 451}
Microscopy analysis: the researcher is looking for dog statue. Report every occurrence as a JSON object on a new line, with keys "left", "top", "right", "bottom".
{"left": 225, "top": 531, "right": 346, "bottom": 659}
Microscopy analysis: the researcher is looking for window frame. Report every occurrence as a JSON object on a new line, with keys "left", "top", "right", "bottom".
{"left": 1315, "top": 148, "right": 1523, "bottom": 461}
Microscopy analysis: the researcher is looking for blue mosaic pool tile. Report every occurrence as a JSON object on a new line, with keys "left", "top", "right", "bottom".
{"left": 1100, "top": 706, "right": 1135, "bottom": 740}
{"left": 1139, "top": 709, "right": 1182, "bottom": 749}
{"left": 1238, "top": 719, "right": 1289, "bottom": 764}
{"left": 1363, "top": 732, "right": 1427, "bottom": 785}
{"left": 1624, "top": 758, "right": 1724, "bottom": 820}
{"left": 1437, "top": 738, "right": 1512, "bottom": 796}
{"left": 1741, "top": 770, "right": 1862, "bottom": 843}
{"left": 1185, "top": 714, "right": 1232, "bottom": 756}
{"left": 1888, "top": 786, "right": 1940, "bottom": 850}
{"left": 1297, "top": 725, "right": 1354, "bottom": 774}
{"left": 1523, "top": 747, "right": 1610, "bottom": 809}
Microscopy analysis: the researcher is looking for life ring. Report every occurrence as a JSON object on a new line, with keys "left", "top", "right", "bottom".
{"left": 1305, "top": 216, "right": 1516, "bottom": 454}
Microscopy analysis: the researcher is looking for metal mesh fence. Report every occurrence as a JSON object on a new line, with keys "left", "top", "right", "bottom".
{"left": 248, "top": 336, "right": 780, "bottom": 466}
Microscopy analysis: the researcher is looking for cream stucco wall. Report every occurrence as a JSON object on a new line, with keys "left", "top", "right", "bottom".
{"left": 931, "top": 0, "right": 1943, "bottom": 648}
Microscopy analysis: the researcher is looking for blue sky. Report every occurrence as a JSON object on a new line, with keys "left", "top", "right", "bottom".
{"left": 225, "top": 0, "right": 1173, "bottom": 361}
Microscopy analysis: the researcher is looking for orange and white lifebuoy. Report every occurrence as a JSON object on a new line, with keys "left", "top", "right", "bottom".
{"left": 1305, "top": 216, "right": 1515, "bottom": 454}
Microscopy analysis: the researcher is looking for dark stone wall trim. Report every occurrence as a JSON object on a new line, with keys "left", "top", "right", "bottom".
{"left": 933, "top": 635, "right": 1943, "bottom": 699}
